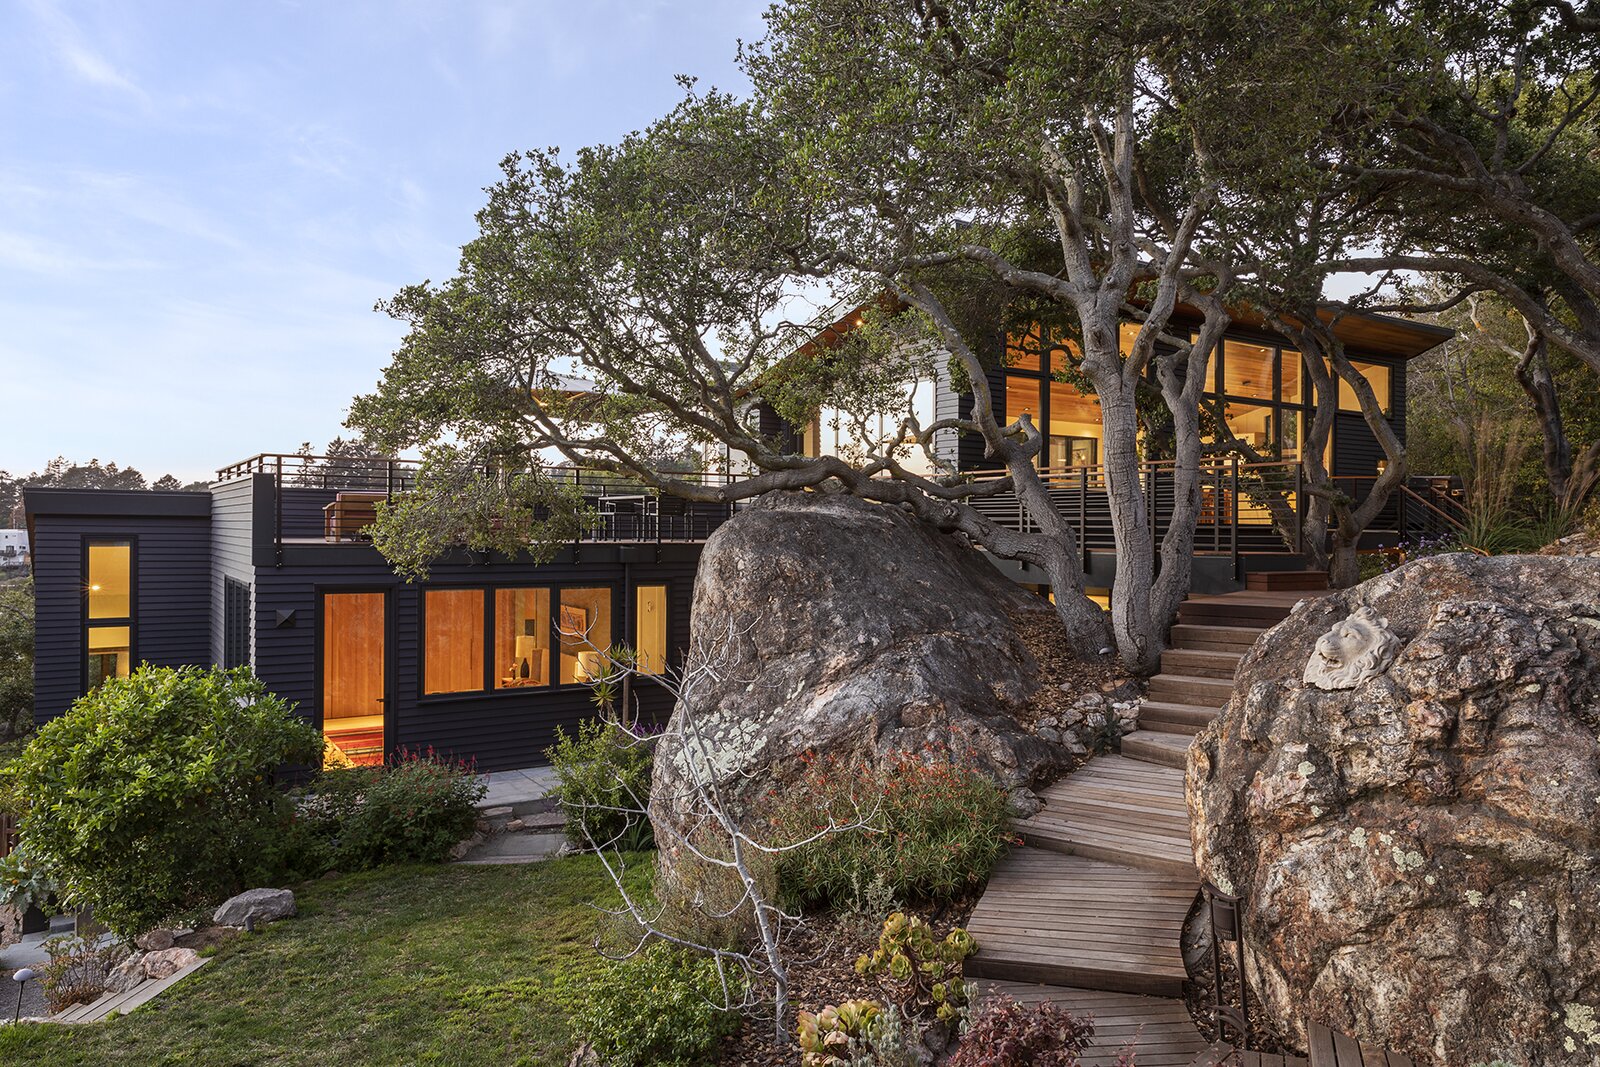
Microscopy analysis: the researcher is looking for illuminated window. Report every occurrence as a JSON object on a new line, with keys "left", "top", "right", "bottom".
{"left": 1338, "top": 361, "right": 1392, "bottom": 414}
{"left": 558, "top": 588, "right": 613, "bottom": 684}
{"left": 84, "top": 539, "right": 132, "bottom": 691}
{"left": 1005, "top": 374, "right": 1042, "bottom": 424}
{"left": 1220, "top": 340, "right": 1275, "bottom": 401}
{"left": 1048, "top": 380, "right": 1101, "bottom": 467}
{"left": 495, "top": 588, "right": 551, "bottom": 688}
{"left": 1281, "top": 351, "right": 1304, "bottom": 405}
{"left": 635, "top": 585, "right": 669, "bottom": 675}
{"left": 1221, "top": 403, "right": 1274, "bottom": 451}
{"left": 424, "top": 589, "right": 484, "bottom": 695}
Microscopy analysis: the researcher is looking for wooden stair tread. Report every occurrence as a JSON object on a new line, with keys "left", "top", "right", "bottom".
{"left": 1121, "top": 730, "right": 1193, "bottom": 768}
{"left": 979, "top": 981, "right": 1211, "bottom": 1067}
{"left": 1019, "top": 757, "right": 1195, "bottom": 875}
{"left": 964, "top": 849, "right": 1197, "bottom": 997}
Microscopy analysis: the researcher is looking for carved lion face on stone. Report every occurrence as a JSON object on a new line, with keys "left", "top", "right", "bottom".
{"left": 1303, "top": 606, "right": 1402, "bottom": 690}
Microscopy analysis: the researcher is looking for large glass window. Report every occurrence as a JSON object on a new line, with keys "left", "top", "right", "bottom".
{"left": 1005, "top": 374, "right": 1042, "bottom": 424}
{"left": 1220, "top": 340, "right": 1276, "bottom": 401}
{"left": 1048, "top": 380, "right": 1101, "bottom": 467}
{"left": 635, "top": 585, "right": 668, "bottom": 675}
{"left": 495, "top": 588, "right": 551, "bottom": 688}
{"left": 1338, "top": 361, "right": 1392, "bottom": 414}
{"left": 84, "top": 539, "right": 132, "bottom": 691}
{"left": 424, "top": 589, "right": 484, "bottom": 695}
{"left": 558, "top": 588, "right": 613, "bottom": 684}
{"left": 1220, "top": 402, "right": 1275, "bottom": 452}
{"left": 1281, "top": 351, "right": 1304, "bottom": 405}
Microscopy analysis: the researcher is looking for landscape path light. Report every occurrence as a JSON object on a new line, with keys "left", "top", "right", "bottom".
{"left": 11, "top": 967, "right": 35, "bottom": 1024}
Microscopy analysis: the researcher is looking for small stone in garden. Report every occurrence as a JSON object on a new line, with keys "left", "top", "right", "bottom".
{"left": 504, "top": 819, "right": 525, "bottom": 832}
{"left": 141, "top": 947, "right": 201, "bottom": 980}
{"left": 213, "top": 887, "right": 296, "bottom": 928}
{"left": 481, "top": 806, "right": 514, "bottom": 819}
{"left": 136, "top": 928, "right": 176, "bottom": 951}
{"left": 1037, "top": 726, "right": 1062, "bottom": 743}
{"left": 105, "top": 952, "right": 147, "bottom": 993}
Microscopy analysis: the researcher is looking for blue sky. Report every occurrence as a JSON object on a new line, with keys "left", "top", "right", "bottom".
{"left": 0, "top": 1, "right": 762, "bottom": 482}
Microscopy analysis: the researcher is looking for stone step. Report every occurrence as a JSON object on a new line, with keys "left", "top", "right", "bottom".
{"left": 977, "top": 981, "right": 1211, "bottom": 1067}
{"left": 1158, "top": 647, "right": 1242, "bottom": 680}
{"left": 1018, "top": 756, "right": 1195, "bottom": 878}
{"left": 453, "top": 831, "right": 567, "bottom": 865}
{"left": 1119, "top": 730, "right": 1192, "bottom": 770}
{"left": 1146, "top": 673, "right": 1233, "bottom": 708}
{"left": 1168, "top": 623, "right": 1265, "bottom": 654}
{"left": 963, "top": 849, "right": 1196, "bottom": 998}
{"left": 1137, "top": 701, "right": 1220, "bottom": 736}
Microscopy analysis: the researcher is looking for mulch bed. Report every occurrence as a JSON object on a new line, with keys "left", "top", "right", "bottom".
{"left": 714, "top": 897, "right": 978, "bottom": 1066}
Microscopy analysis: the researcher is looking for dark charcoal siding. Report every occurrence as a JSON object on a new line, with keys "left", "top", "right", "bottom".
{"left": 937, "top": 355, "right": 1000, "bottom": 472}
{"left": 755, "top": 403, "right": 804, "bottom": 455}
{"left": 254, "top": 544, "right": 700, "bottom": 772}
{"left": 28, "top": 498, "right": 212, "bottom": 724}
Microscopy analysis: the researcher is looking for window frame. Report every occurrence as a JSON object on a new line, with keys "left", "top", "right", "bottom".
{"left": 416, "top": 581, "right": 627, "bottom": 701}
{"left": 81, "top": 536, "right": 136, "bottom": 694}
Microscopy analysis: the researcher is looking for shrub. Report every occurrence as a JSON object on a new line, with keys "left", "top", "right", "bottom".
{"left": 293, "top": 748, "right": 485, "bottom": 871}
{"left": 556, "top": 943, "right": 741, "bottom": 1067}
{"left": 546, "top": 719, "right": 654, "bottom": 851}
{"left": 2, "top": 666, "right": 322, "bottom": 936}
{"left": 0, "top": 841, "right": 57, "bottom": 915}
{"left": 39, "top": 933, "right": 131, "bottom": 1015}
{"left": 772, "top": 747, "right": 1013, "bottom": 909}
{"left": 947, "top": 994, "right": 1105, "bottom": 1067}
{"left": 855, "top": 912, "right": 976, "bottom": 1024}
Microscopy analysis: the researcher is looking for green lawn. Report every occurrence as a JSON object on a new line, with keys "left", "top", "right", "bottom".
{"left": 0, "top": 855, "right": 651, "bottom": 1067}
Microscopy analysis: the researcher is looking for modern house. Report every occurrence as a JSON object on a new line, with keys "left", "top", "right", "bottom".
{"left": 24, "top": 308, "right": 1452, "bottom": 770}
{"left": 0, "top": 529, "right": 26, "bottom": 566}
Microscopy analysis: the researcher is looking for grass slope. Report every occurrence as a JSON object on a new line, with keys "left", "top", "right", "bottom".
{"left": 0, "top": 855, "right": 649, "bottom": 1067}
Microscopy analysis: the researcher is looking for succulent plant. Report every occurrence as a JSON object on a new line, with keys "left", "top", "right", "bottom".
{"left": 797, "top": 999, "right": 884, "bottom": 1066}
{"left": 855, "top": 911, "right": 978, "bottom": 1020}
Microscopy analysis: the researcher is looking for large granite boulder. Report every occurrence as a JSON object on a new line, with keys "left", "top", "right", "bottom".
{"left": 213, "top": 887, "right": 295, "bottom": 928}
{"left": 1187, "top": 553, "right": 1600, "bottom": 1066}
{"left": 650, "top": 491, "right": 1112, "bottom": 874}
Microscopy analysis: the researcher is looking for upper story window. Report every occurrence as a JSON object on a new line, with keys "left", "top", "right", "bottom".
{"left": 84, "top": 538, "right": 132, "bottom": 690}
{"left": 1338, "top": 361, "right": 1392, "bottom": 414}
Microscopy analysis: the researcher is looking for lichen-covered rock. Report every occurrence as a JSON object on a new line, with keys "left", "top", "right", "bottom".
{"left": 140, "top": 946, "right": 201, "bottom": 979}
{"left": 1187, "top": 553, "right": 1600, "bottom": 1066}
{"left": 650, "top": 491, "right": 1101, "bottom": 881}
{"left": 212, "top": 887, "right": 295, "bottom": 928}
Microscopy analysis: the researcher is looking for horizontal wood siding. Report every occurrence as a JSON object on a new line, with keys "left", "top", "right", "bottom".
{"left": 209, "top": 478, "right": 256, "bottom": 666}
{"left": 254, "top": 551, "right": 700, "bottom": 772}
{"left": 31, "top": 513, "right": 211, "bottom": 724}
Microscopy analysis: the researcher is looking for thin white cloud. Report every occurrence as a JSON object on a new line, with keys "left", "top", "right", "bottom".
{"left": 20, "top": 0, "right": 148, "bottom": 104}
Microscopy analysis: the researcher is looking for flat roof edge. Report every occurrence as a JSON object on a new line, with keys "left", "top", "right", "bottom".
{"left": 22, "top": 487, "right": 213, "bottom": 519}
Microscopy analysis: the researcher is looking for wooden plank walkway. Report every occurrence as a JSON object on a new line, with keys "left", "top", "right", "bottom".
{"left": 1017, "top": 755, "right": 1196, "bottom": 876}
{"left": 51, "top": 957, "right": 211, "bottom": 1024}
{"left": 964, "top": 850, "right": 1195, "bottom": 996}
{"left": 982, "top": 981, "right": 1210, "bottom": 1066}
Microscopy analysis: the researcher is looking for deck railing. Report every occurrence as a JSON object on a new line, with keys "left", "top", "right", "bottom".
{"left": 220, "top": 451, "right": 1464, "bottom": 565}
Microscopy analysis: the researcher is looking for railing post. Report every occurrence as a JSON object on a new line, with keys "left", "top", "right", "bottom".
{"left": 1293, "top": 462, "right": 1303, "bottom": 554}
{"left": 1230, "top": 455, "right": 1241, "bottom": 582}
{"left": 1213, "top": 463, "right": 1222, "bottom": 553}
{"left": 1397, "top": 480, "right": 1408, "bottom": 539}
{"left": 1079, "top": 466, "right": 1089, "bottom": 571}
{"left": 274, "top": 455, "right": 284, "bottom": 568}
{"left": 386, "top": 459, "right": 395, "bottom": 502}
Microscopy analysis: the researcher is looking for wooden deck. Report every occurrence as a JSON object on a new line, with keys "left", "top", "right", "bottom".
{"left": 981, "top": 981, "right": 1210, "bottom": 1066}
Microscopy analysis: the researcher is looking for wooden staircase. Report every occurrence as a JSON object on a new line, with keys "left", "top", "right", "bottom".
{"left": 963, "top": 580, "right": 1329, "bottom": 1066}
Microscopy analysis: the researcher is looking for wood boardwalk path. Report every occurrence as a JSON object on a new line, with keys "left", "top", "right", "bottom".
{"left": 963, "top": 584, "right": 1321, "bottom": 1066}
